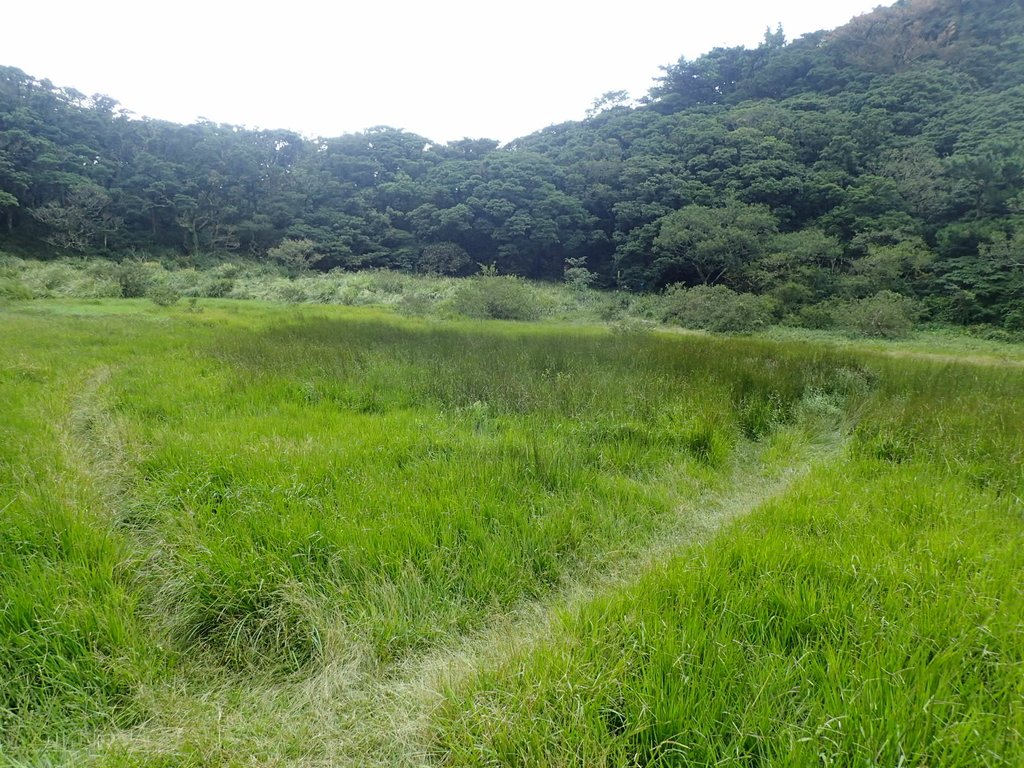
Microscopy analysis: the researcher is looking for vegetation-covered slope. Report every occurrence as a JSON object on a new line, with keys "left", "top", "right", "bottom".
{"left": 2, "top": 0, "right": 1023, "bottom": 328}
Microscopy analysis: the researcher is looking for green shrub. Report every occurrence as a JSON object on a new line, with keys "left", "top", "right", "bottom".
{"left": 0, "top": 276, "right": 32, "bottom": 300}
{"left": 419, "top": 242, "right": 472, "bottom": 276}
{"left": 0, "top": 250, "right": 22, "bottom": 271}
{"left": 267, "top": 238, "right": 322, "bottom": 275}
{"left": 839, "top": 290, "right": 919, "bottom": 338}
{"left": 116, "top": 261, "right": 152, "bottom": 298}
{"left": 395, "top": 293, "right": 435, "bottom": 316}
{"left": 1003, "top": 306, "right": 1024, "bottom": 332}
{"left": 19, "top": 261, "right": 76, "bottom": 295}
{"left": 595, "top": 292, "right": 634, "bottom": 321}
{"left": 451, "top": 275, "right": 544, "bottom": 321}
{"left": 662, "top": 284, "right": 770, "bottom": 333}
{"left": 209, "top": 262, "right": 242, "bottom": 280}
{"left": 796, "top": 302, "right": 837, "bottom": 330}
{"left": 162, "top": 268, "right": 202, "bottom": 297}
{"left": 563, "top": 256, "right": 597, "bottom": 291}
{"left": 770, "top": 281, "right": 816, "bottom": 313}
{"left": 277, "top": 283, "right": 309, "bottom": 303}
{"left": 970, "top": 324, "right": 1024, "bottom": 344}
{"left": 147, "top": 283, "right": 181, "bottom": 307}
{"left": 363, "top": 269, "right": 409, "bottom": 296}
{"left": 200, "top": 276, "right": 235, "bottom": 298}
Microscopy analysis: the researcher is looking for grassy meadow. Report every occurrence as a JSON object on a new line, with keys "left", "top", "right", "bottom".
{"left": 0, "top": 296, "right": 1021, "bottom": 766}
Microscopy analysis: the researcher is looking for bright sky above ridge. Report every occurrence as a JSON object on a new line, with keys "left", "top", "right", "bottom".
{"left": 6, "top": 0, "right": 883, "bottom": 143}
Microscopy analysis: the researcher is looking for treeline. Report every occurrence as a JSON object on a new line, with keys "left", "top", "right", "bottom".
{"left": 2, "top": 0, "right": 1023, "bottom": 327}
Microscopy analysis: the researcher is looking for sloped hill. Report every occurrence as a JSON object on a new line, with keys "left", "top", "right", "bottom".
{"left": 2, "top": 0, "right": 1023, "bottom": 327}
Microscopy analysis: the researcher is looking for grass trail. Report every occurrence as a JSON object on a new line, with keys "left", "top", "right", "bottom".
{"left": 431, "top": 360, "right": 1024, "bottom": 767}
{"left": 81, "top": 408, "right": 846, "bottom": 767}
{"left": 2, "top": 300, "right": 1020, "bottom": 766}
{"left": 373, "top": 423, "right": 848, "bottom": 767}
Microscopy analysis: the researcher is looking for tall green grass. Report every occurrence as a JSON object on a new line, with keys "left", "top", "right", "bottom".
{"left": 2, "top": 298, "right": 1019, "bottom": 765}
{"left": 0, "top": 314, "right": 176, "bottom": 751}
{"left": 430, "top": 361, "right": 1024, "bottom": 766}
{"left": 109, "top": 311, "right": 856, "bottom": 670}
{"left": 0, "top": 300, "right": 860, "bottom": 762}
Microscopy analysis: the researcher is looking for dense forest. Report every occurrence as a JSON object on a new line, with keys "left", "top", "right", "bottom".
{"left": 2, "top": 0, "right": 1023, "bottom": 327}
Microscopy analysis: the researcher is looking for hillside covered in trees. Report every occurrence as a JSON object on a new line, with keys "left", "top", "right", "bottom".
{"left": 2, "top": 0, "right": 1023, "bottom": 327}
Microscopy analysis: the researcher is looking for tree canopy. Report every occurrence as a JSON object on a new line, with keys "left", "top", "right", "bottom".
{"left": 2, "top": 0, "right": 1024, "bottom": 327}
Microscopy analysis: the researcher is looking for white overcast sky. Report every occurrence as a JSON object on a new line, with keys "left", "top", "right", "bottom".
{"left": 5, "top": 1, "right": 885, "bottom": 143}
